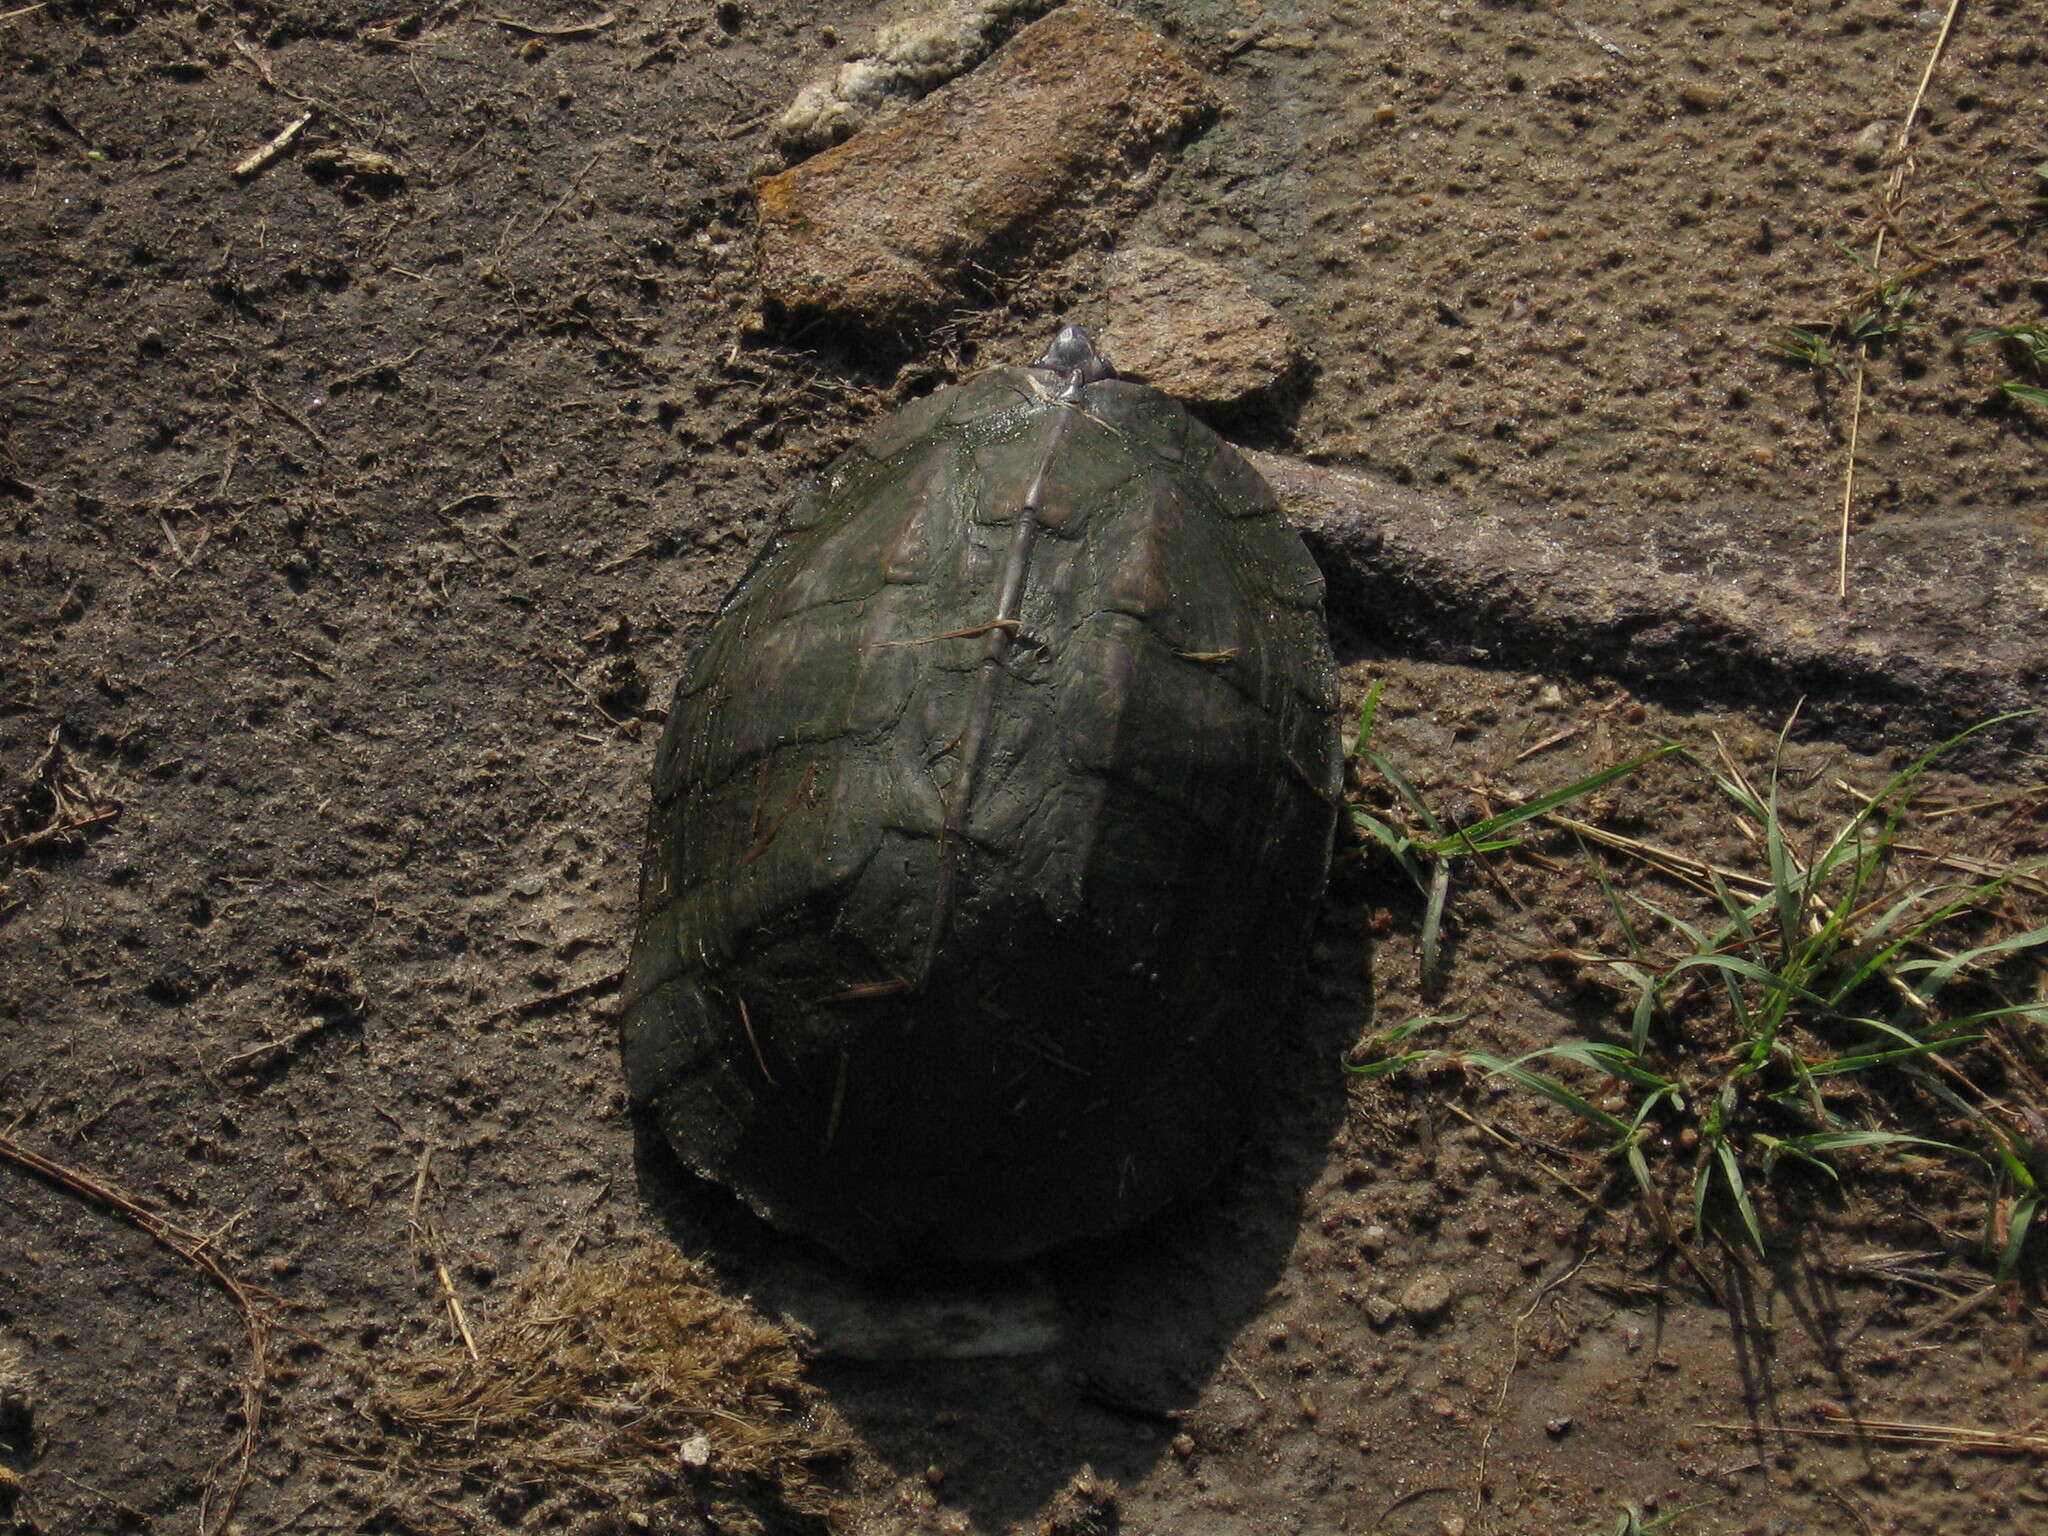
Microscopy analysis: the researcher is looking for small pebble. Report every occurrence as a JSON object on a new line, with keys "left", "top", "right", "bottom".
{"left": 1398, "top": 1270, "right": 1454, "bottom": 1324}
{"left": 1546, "top": 1416, "right": 1574, "bottom": 1438}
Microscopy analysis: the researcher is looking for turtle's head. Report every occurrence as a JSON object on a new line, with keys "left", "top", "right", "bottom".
{"left": 1035, "top": 324, "right": 1114, "bottom": 390}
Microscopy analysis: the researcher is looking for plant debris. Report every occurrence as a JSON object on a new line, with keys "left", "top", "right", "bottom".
{"left": 326, "top": 1246, "right": 853, "bottom": 1533}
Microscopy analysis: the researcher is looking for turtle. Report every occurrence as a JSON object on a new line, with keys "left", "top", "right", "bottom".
{"left": 623, "top": 325, "right": 1341, "bottom": 1269}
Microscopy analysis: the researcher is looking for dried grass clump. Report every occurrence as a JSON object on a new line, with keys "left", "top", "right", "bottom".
{"left": 337, "top": 1245, "right": 852, "bottom": 1533}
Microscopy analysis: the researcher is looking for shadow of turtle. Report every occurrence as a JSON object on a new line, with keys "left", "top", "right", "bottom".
{"left": 629, "top": 896, "right": 1370, "bottom": 1532}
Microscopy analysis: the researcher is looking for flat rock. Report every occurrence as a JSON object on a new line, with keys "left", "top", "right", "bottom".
{"left": 1087, "top": 246, "right": 1297, "bottom": 406}
{"left": 755, "top": 0, "right": 1214, "bottom": 329}
{"left": 1257, "top": 453, "right": 2048, "bottom": 768}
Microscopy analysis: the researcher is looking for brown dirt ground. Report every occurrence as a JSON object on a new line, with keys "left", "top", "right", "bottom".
{"left": 2, "top": 4, "right": 2045, "bottom": 1536}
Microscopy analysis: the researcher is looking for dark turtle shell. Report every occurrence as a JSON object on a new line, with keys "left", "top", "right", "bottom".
{"left": 623, "top": 329, "right": 1340, "bottom": 1268}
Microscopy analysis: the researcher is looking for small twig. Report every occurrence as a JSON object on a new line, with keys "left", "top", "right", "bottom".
{"left": 706, "top": 110, "right": 772, "bottom": 142}
{"left": 0, "top": 1133, "right": 271, "bottom": 1536}
{"left": 1475, "top": 1251, "right": 1588, "bottom": 1508}
{"left": 327, "top": 344, "right": 426, "bottom": 392}
{"left": 250, "top": 384, "right": 332, "bottom": 455}
{"left": 595, "top": 536, "right": 665, "bottom": 573}
{"left": 499, "top": 149, "right": 605, "bottom": 258}
{"left": 1438, "top": 1101, "right": 1599, "bottom": 1205}
{"left": 428, "top": 490, "right": 522, "bottom": 556}
{"left": 1418, "top": 855, "right": 1451, "bottom": 1001}
{"left": 157, "top": 511, "right": 187, "bottom": 564}
{"left": 1818, "top": 1476, "right": 1880, "bottom": 1536}
{"left": 217, "top": 1015, "right": 353, "bottom": 1073}
{"left": 1, "top": 3, "right": 54, "bottom": 25}
{"left": 1515, "top": 725, "right": 1580, "bottom": 762}
{"left": 0, "top": 807, "right": 120, "bottom": 859}
{"left": 736, "top": 994, "right": 777, "bottom": 1085}
{"left": 407, "top": 1146, "right": 480, "bottom": 1364}
{"left": 430, "top": 489, "right": 505, "bottom": 521}
{"left": 1221, "top": 1350, "right": 1268, "bottom": 1403}
{"left": 467, "top": 968, "right": 620, "bottom": 1027}
{"left": 1366, "top": 1486, "right": 1464, "bottom": 1534}
{"left": 536, "top": 653, "right": 634, "bottom": 732}
{"left": 51, "top": 1470, "right": 152, "bottom": 1524}
{"left": 487, "top": 10, "right": 617, "bottom": 37}
{"left": 1891, "top": 1281, "right": 1997, "bottom": 1346}
{"left": 231, "top": 109, "right": 313, "bottom": 180}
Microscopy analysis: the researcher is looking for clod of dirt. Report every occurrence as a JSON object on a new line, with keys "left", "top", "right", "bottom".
{"left": 755, "top": 1, "right": 1214, "bottom": 330}
{"left": 1031, "top": 1467, "right": 1119, "bottom": 1536}
{"left": 1362, "top": 1293, "right": 1400, "bottom": 1329}
{"left": 303, "top": 144, "right": 407, "bottom": 192}
{"left": 1084, "top": 246, "right": 1296, "bottom": 406}
{"left": 1398, "top": 1270, "right": 1455, "bottom": 1325}
{"left": 774, "top": 0, "right": 1058, "bottom": 158}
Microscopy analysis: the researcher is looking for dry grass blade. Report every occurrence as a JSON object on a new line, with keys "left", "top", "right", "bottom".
{"left": 1706, "top": 1409, "right": 2048, "bottom": 1457}
{"left": 1836, "top": 0, "right": 1964, "bottom": 597}
{"left": 406, "top": 1146, "right": 480, "bottom": 1364}
{"left": 0, "top": 1132, "right": 272, "bottom": 1536}
{"left": 1542, "top": 812, "right": 1772, "bottom": 899}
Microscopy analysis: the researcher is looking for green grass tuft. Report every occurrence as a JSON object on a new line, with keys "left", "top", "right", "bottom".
{"left": 1349, "top": 707, "right": 2048, "bottom": 1280}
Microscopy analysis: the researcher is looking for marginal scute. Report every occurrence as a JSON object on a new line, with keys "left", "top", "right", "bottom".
{"left": 625, "top": 337, "right": 1341, "bottom": 1270}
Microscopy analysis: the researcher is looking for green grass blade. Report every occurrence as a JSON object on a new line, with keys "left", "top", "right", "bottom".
{"left": 1690, "top": 1152, "right": 1713, "bottom": 1238}
{"left": 1419, "top": 857, "right": 1451, "bottom": 1001}
{"left": 1855, "top": 710, "right": 2041, "bottom": 813}
{"left": 1717, "top": 1140, "right": 1766, "bottom": 1253}
{"left": 1625, "top": 890, "right": 1712, "bottom": 952}
{"left": 1466, "top": 1051, "right": 1633, "bottom": 1140}
{"left": 1805, "top": 1032, "right": 1985, "bottom": 1075}
{"left": 1708, "top": 870, "right": 1768, "bottom": 951}
{"left": 1414, "top": 746, "right": 1680, "bottom": 857}
{"left": 1675, "top": 744, "right": 1767, "bottom": 824}
{"left": 1351, "top": 806, "right": 1428, "bottom": 895}
{"left": 1664, "top": 951, "right": 1834, "bottom": 1011}
{"left": 1762, "top": 749, "right": 1803, "bottom": 967}
{"left": 1349, "top": 677, "right": 1384, "bottom": 758}
{"left": 1996, "top": 1193, "right": 2039, "bottom": 1282}
{"left": 1343, "top": 1013, "right": 1467, "bottom": 1076}
{"left": 1361, "top": 748, "right": 1446, "bottom": 839}
{"left": 1580, "top": 834, "right": 1648, "bottom": 962}
{"left": 1897, "top": 922, "right": 2048, "bottom": 999}
{"left": 1525, "top": 1040, "right": 1678, "bottom": 1094}
{"left": 1774, "top": 1129, "right": 1966, "bottom": 1159}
